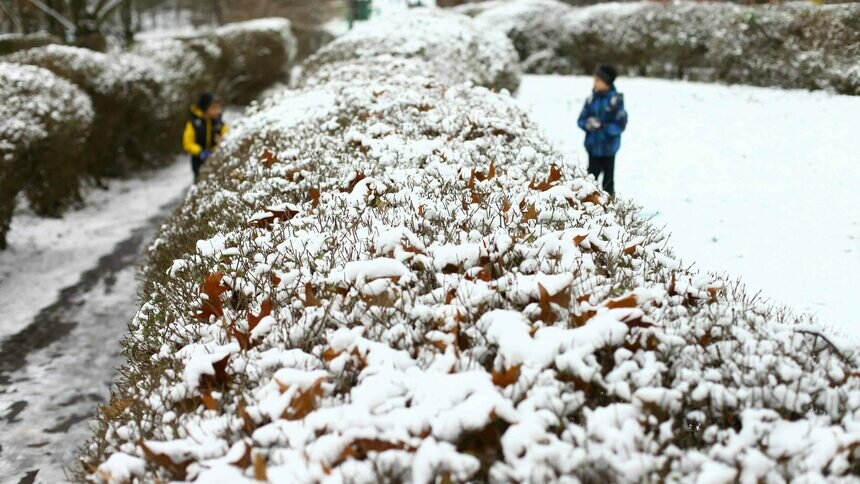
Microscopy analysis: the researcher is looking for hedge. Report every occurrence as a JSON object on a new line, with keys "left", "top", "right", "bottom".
{"left": 0, "top": 63, "right": 94, "bottom": 245}
{"left": 79, "top": 8, "right": 859, "bottom": 484}
{"left": 4, "top": 45, "right": 165, "bottom": 176}
{"left": 462, "top": 0, "right": 860, "bottom": 95}
{"left": 0, "top": 32, "right": 60, "bottom": 56}
{"left": 300, "top": 9, "right": 520, "bottom": 92}
{"left": 0, "top": 18, "right": 301, "bottom": 248}
{"left": 213, "top": 18, "right": 298, "bottom": 104}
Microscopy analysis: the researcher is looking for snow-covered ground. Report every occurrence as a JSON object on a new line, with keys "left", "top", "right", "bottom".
{"left": 0, "top": 158, "right": 191, "bottom": 481}
{"left": 518, "top": 75, "right": 860, "bottom": 338}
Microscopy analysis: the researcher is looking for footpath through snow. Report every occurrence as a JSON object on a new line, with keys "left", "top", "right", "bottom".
{"left": 518, "top": 75, "right": 860, "bottom": 339}
{"left": 0, "top": 158, "right": 191, "bottom": 482}
{"left": 0, "top": 160, "right": 189, "bottom": 339}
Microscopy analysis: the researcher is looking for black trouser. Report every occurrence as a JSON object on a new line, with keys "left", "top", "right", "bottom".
{"left": 587, "top": 155, "right": 615, "bottom": 195}
{"left": 191, "top": 156, "right": 204, "bottom": 183}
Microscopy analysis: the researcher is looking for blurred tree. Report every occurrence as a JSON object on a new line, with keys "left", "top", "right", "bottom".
{"left": 6, "top": 0, "right": 127, "bottom": 49}
{"left": 0, "top": 0, "right": 344, "bottom": 43}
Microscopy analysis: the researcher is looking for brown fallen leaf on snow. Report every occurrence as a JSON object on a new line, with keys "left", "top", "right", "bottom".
{"left": 537, "top": 282, "right": 571, "bottom": 324}
{"left": 140, "top": 441, "right": 192, "bottom": 479}
{"left": 254, "top": 453, "right": 268, "bottom": 481}
{"left": 259, "top": 149, "right": 278, "bottom": 168}
{"left": 334, "top": 439, "right": 409, "bottom": 466}
{"left": 200, "top": 392, "right": 219, "bottom": 411}
{"left": 248, "top": 298, "right": 273, "bottom": 331}
{"left": 492, "top": 364, "right": 521, "bottom": 388}
{"left": 280, "top": 377, "right": 326, "bottom": 420}
{"left": 341, "top": 171, "right": 367, "bottom": 193}
{"left": 248, "top": 206, "right": 299, "bottom": 228}
{"left": 521, "top": 203, "right": 539, "bottom": 223}
{"left": 529, "top": 165, "right": 562, "bottom": 191}
{"left": 199, "top": 354, "right": 231, "bottom": 391}
{"left": 198, "top": 272, "right": 228, "bottom": 320}
{"left": 231, "top": 443, "right": 252, "bottom": 468}
{"left": 303, "top": 283, "right": 319, "bottom": 307}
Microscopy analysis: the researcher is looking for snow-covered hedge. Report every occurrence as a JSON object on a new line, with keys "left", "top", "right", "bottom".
{"left": 291, "top": 23, "right": 337, "bottom": 63}
{"left": 465, "top": 0, "right": 573, "bottom": 74}
{"left": 4, "top": 45, "right": 167, "bottom": 175}
{"left": 131, "top": 17, "right": 299, "bottom": 137}
{"left": 0, "top": 63, "right": 94, "bottom": 246}
{"left": 465, "top": 0, "right": 860, "bottom": 95}
{"left": 0, "top": 32, "right": 60, "bottom": 56}
{"left": 130, "top": 35, "right": 224, "bottom": 139}
{"left": 301, "top": 9, "right": 520, "bottom": 92}
{"left": 80, "top": 11, "right": 860, "bottom": 484}
{"left": 213, "top": 18, "right": 298, "bottom": 104}
{"left": 0, "top": 18, "right": 303, "bottom": 249}
{"left": 136, "top": 17, "right": 298, "bottom": 106}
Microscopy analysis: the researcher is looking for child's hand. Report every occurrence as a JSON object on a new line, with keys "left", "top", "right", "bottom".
{"left": 586, "top": 117, "right": 602, "bottom": 131}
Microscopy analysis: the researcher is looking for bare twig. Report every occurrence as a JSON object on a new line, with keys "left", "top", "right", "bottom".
{"left": 27, "top": 0, "right": 75, "bottom": 30}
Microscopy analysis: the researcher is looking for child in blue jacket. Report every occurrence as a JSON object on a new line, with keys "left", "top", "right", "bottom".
{"left": 577, "top": 65, "right": 628, "bottom": 195}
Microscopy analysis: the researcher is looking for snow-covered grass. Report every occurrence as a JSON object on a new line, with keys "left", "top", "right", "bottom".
{"left": 80, "top": 10, "right": 860, "bottom": 484}
{"left": 517, "top": 75, "right": 860, "bottom": 339}
{"left": 462, "top": 0, "right": 860, "bottom": 96}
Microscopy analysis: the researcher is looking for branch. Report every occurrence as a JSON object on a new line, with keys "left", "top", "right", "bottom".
{"left": 0, "top": 1, "right": 23, "bottom": 30}
{"left": 94, "top": 0, "right": 125, "bottom": 27}
{"left": 0, "top": 2, "right": 23, "bottom": 31}
{"left": 795, "top": 328, "right": 853, "bottom": 365}
{"left": 27, "top": 0, "right": 76, "bottom": 31}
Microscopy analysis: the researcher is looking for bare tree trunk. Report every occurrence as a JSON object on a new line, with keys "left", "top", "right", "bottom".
{"left": 69, "top": 0, "right": 84, "bottom": 26}
{"left": 0, "top": 1, "right": 21, "bottom": 32}
{"left": 15, "top": 0, "right": 36, "bottom": 33}
{"left": 213, "top": 0, "right": 224, "bottom": 25}
{"left": 121, "top": 0, "right": 134, "bottom": 45}
{"left": 44, "top": 0, "right": 66, "bottom": 38}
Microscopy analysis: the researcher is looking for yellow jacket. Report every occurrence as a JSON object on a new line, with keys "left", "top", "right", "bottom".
{"left": 183, "top": 105, "right": 228, "bottom": 157}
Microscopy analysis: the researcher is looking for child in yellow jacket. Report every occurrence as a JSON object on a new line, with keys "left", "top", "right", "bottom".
{"left": 183, "top": 92, "right": 227, "bottom": 182}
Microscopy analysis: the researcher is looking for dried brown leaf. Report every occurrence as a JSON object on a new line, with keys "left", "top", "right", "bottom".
{"left": 492, "top": 364, "right": 521, "bottom": 388}
{"left": 198, "top": 272, "right": 227, "bottom": 320}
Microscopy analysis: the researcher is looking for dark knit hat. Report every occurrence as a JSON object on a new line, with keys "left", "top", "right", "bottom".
{"left": 197, "top": 92, "right": 216, "bottom": 111}
{"left": 594, "top": 64, "right": 618, "bottom": 85}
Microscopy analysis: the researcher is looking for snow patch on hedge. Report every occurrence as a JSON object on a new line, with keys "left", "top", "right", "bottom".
{"left": 0, "top": 62, "right": 93, "bottom": 153}
{"left": 301, "top": 9, "right": 520, "bottom": 92}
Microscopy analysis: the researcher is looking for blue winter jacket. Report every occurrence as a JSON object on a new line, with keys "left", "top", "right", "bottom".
{"left": 577, "top": 88, "right": 628, "bottom": 157}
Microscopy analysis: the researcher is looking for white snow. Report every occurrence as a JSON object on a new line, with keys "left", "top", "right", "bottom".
{"left": 0, "top": 61, "right": 94, "bottom": 153}
{"left": 0, "top": 158, "right": 191, "bottom": 339}
{"left": 96, "top": 452, "right": 146, "bottom": 483}
{"left": 341, "top": 257, "right": 411, "bottom": 284}
{"left": 517, "top": 75, "right": 860, "bottom": 337}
